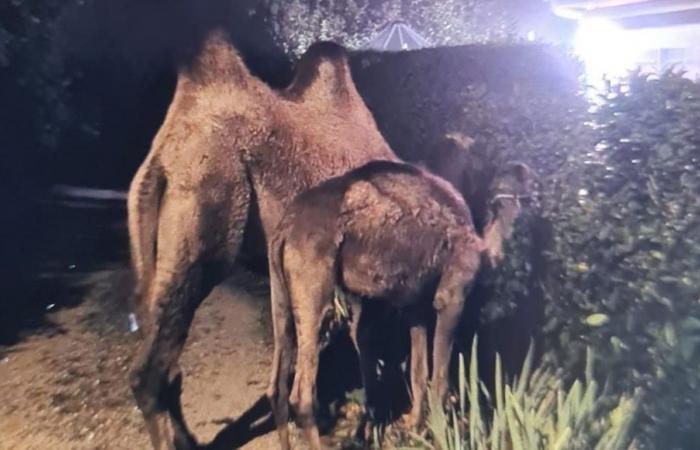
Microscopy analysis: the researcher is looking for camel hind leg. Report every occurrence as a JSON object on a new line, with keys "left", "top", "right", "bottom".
{"left": 402, "top": 317, "right": 429, "bottom": 428}
{"left": 285, "top": 244, "right": 336, "bottom": 450}
{"left": 130, "top": 188, "right": 249, "bottom": 450}
{"left": 130, "top": 263, "right": 209, "bottom": 450}
{"left": 352, "top": 300, "right": 378, "bottom": 441}
{"left": 267, "top": 238, "right": 295, "bottom": 450}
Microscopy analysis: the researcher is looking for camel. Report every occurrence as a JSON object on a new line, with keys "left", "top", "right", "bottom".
{"left": 267, "top": 160, "right": 533, "bottom": 450}
{"left": 126, "top": 29, "right": 398, "bottom": 450}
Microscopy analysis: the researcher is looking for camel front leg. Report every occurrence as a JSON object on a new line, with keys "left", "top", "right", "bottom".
{"left": 431, "top": 250, "right": 478, "bottom": 406}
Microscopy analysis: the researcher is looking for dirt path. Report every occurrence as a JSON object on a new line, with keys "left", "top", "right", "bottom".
{"left": 0, "top": 269, "right": 279, "bottom": 450}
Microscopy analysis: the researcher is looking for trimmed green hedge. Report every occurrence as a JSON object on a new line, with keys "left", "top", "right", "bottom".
{"left": 352, "top": 45, "right": 699, "bottom": 448}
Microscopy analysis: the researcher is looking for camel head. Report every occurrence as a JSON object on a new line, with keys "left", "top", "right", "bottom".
{"left": 481, "top": 162, "right": 534, "bottom": 267}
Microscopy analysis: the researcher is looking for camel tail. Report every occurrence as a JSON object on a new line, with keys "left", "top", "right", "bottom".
{"left": 267, "top": 234, "right": 296, "bottom": 448}
{"left": 269, "top": 234, "right": 295, "bottom": 356}
{"left": 127, "top": 153, "right": 165, "bottom": 303}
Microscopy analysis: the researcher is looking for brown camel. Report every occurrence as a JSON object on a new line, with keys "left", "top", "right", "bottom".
{"left": 423, "top": 132, "right": 476, "bottom": 198}
{"left": 126, "top": 30, "right": 397, "bottom": 450}
{"left": 267, "top": 160, "right": 532, "bottom": 450}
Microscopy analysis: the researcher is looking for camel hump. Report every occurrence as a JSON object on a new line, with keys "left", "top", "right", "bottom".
{"left": 285, "top": 41, "right": 359, "bottom": 108}
{"left": 304, "top": 41, "right": 347, "bottom": 61}
{"left": 179, "top": 28, "right": 252, "bottom": 87}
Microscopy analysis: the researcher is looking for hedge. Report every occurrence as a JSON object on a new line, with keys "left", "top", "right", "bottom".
{"left": 351, "top": 45, "right": 699, "bottom": 448}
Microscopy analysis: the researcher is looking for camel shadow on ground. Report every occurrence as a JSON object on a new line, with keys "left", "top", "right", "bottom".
{"left": 204, "top": 326, "right": 411, "bottom": 449}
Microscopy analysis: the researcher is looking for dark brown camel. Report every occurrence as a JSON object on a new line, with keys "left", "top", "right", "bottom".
{"left": 267, "top": 160, "right": 532, "bottom": 450}
{"left": 126, "top": 30, "right": 398, "bottom": 450}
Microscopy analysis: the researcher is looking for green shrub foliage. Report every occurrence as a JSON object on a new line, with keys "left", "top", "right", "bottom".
{"left": 538, "top": 72, "right": 700, "bottom": 449}
{"left": 465, "top": 71, "right": 700, "bottom": 449}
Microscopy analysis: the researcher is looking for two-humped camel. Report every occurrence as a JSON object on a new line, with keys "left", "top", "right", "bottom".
{"left": 267, "top": 160, "right": 532, "bottom": 450}
{"left": 126, "top": 30, "right": 397, "bottom": 450}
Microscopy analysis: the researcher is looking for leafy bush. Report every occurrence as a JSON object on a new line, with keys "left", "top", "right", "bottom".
{"left": 415, "top": 340, "right": 639, "bottom": 450}
{"left": 535, "top": 72, "right": 700, "bottom": 449}
{"left": 466, "top": 71, "right": 700, "bottom": 449}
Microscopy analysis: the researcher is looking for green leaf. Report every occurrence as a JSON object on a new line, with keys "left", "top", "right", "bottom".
{"left": 585, "top": 314, "right": 610, "bottom": 327}
{"left": 663, "top": 322, "right": 678, "bottom": 347}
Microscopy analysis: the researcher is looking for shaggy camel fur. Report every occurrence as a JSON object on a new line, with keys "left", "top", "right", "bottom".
{"left": 126, "top": 30, "right": 397, "bottom": 450}
{"left": 268, "top": 160, "right": 532, "bottom": 450}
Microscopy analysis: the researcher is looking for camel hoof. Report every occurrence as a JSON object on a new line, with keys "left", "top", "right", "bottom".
{"left": 173, "top": 428, "right": 199, "bottom": 450}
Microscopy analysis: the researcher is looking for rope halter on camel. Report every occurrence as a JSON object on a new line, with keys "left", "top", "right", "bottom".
{"left": 488, "top": 193, "right": 532, "bottom": 210}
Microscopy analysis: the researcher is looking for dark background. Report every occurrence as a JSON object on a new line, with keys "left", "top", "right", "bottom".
{"left": 0, "top": 0, "right": 575, "bottom": 355}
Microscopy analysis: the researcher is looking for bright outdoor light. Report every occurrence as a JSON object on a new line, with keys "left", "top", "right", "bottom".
{"left": 574, "top": 18, "right": 639, "bottom": 83}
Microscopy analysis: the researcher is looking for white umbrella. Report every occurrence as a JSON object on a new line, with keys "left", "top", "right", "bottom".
{"left": 365, "top": 20, "right": 430, "bottom": 51}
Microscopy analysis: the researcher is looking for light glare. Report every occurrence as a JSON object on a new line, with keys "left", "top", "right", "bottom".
{"left": 575, "top": 18, "right": 640, "bottom": 84}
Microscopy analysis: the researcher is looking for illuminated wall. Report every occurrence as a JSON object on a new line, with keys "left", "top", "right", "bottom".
{"left": 575, "top": 19, "right": 700, "bottom": 82}
{"left": 551, "top": 1, "right": 700, "bottom": 83}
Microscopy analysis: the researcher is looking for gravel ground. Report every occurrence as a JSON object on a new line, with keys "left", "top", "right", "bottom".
{"left": 0, "top": 264, "right": 420, "bottom": 450}
{"left": 0, "top": 268, "right": 281, "bottom": 450}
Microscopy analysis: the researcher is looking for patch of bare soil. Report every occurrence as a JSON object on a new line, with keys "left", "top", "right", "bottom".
{"left": 0, "top": 268, "right": 280, "bottom": 450}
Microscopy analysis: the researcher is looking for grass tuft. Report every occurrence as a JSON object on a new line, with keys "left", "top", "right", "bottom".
{"left": 411, "top": 338, "right": 640, "bottom": 450}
